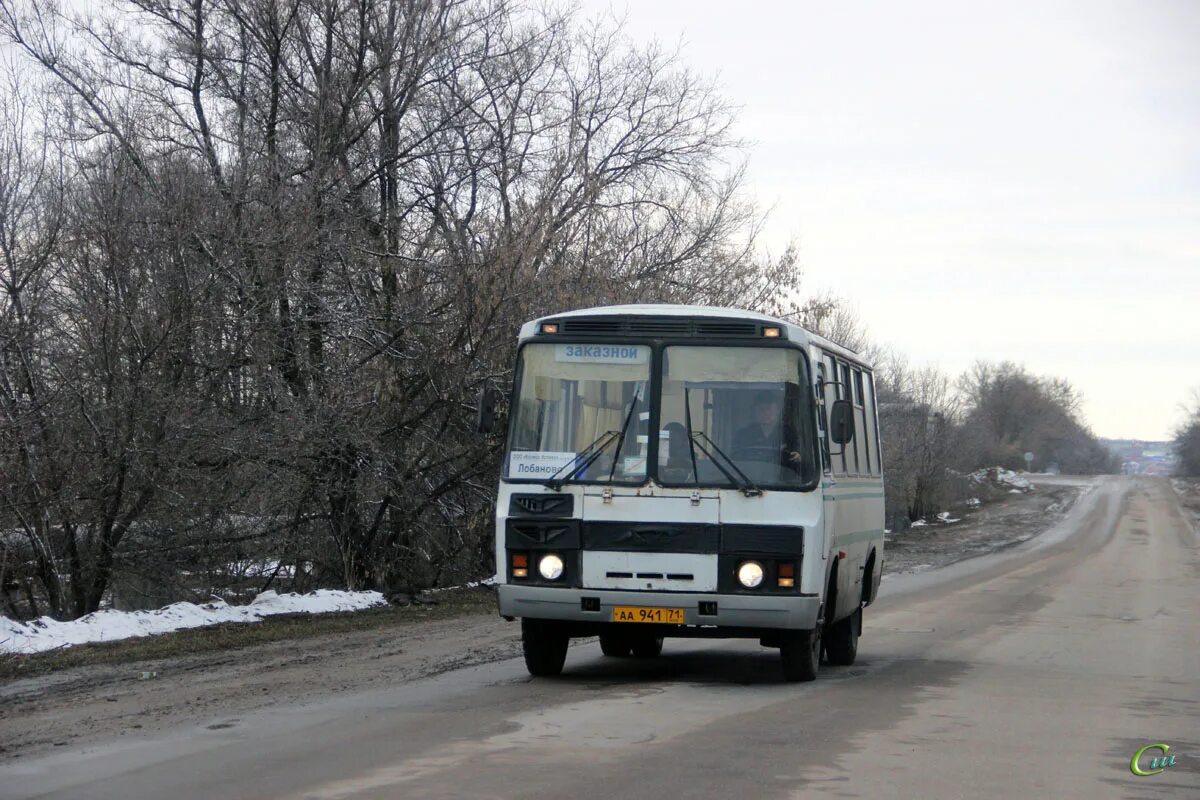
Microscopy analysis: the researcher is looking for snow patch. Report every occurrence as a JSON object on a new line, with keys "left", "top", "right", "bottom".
{"left": 910, "top": 519, "right": 928, "bottom": 528}
{"left": 0, "top": 589, "right": 386, "bottom": 655}
{"left": 428, "top": 574, "right": 499, "bottom": 593}
{"left": 936, "top": 511, "right": 961, "bottom": 524}
{"left": 970, "top": 467, "right": 1034, "bottom": 491}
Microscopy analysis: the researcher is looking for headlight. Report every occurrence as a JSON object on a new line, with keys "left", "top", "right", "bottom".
{"left": 538, "top": 553, "right": 564, "bottom": 580}
{"left": 737, "top": 561, "right": 764, "bottom": 588}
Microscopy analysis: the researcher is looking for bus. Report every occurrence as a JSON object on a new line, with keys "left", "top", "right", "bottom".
{"left": 476, "top": 304, "right": 884, "bottom": 681}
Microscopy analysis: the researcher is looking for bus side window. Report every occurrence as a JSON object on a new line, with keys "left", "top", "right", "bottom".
{"left": 839, "top": 361, "right": 858, "bottom": 474}
{"left": 815, "top": 361, "right": 830, "bottom": 470}
{"left": 852, "top": 367, "right": 869, "bottom": 476}
{"left": 864, "top": 371, "right": 881, "bottom": 475}
{"left": 824, "top": 355, "right": 845, "bottom": 475}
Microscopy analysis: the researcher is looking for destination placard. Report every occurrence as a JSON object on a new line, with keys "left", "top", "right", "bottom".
{"left": 508, "top": 451, "right": 577, "bottom": 477}
{"left": 555, "top": 344, "right": 649, "bottom": 364}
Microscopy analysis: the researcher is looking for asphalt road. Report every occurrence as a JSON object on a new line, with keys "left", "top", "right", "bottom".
{"left": 4, "top": 476, "right": 1198, "bottom": 799}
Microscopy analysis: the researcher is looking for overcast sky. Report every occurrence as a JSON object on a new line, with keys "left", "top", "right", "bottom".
{"left": 581, "top": 0, "right": 1199, "bottom": 441}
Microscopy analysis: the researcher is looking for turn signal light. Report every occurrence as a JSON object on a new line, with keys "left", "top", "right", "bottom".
{"left": 540, "top": 322, "right": 560, "bottom": 334}
{"left": 512, "top": 553, "right": 529, "bottom": 578}
{"left": 777, "top": 562, "right": 795, "bottom": 588}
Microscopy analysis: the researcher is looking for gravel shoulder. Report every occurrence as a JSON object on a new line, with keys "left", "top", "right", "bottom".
{"left": 1170, "top": 477, "right": 1200, "bottom": 530}
{"left": 1, "top": 477, "right": 1096, "bottom": 764}
{"left": 0, "top": 591, "right": 522, "bottom": 762}
{"left": 882, "top": 477, "right": 1089, "bottom": 577}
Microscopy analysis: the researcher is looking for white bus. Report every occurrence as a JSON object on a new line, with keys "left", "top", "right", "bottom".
{"left": 477, "top": 304, "right": 884, "bottom": 681}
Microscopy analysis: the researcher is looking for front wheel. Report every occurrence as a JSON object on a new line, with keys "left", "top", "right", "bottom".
{"left": 522, "top": 619, "right": 569, "bottom": 676}
{"left": 630, "top": 635, "right": 664, "bottom": 658}
{"left": 600, "top": 632, "right": 632, "bottom": 657}
{"left": 824, "top": 606, "right": 861, "bottom": 666}
{"left": 780, "top": 627, "right": 821, "bottom": 682}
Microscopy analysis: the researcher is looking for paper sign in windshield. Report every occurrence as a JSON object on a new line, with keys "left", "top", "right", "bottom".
{"left": 555, "top": 344, "right": 648, "bottom": 364}
{"left": 508, "top": 451, "right": 577, "bottom": 478}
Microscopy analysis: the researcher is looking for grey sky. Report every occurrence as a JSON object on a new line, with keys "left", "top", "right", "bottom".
{"left": 582, "top": 0, "right": 1199, "bottom": 440}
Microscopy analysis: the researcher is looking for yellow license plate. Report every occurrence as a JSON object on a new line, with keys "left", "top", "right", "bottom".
{"left": 612, "top": 606, "right": 684, "bottom": 624}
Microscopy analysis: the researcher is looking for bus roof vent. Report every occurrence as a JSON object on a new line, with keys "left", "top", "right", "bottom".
{"left": 694, "top": 320, "right": 760, "bottom": 338}
{"left": 627, "top": 318, "right": 692, "bottom": 336}
{"left": 551, "top": 315, "right": 774, "bottom": 339}
{"left": 560, "top": 318, "right": 622, "bottom": 334}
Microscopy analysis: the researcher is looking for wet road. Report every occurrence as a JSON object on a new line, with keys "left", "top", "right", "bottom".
{"left": 3, "top": 476, "right": 1198, "bottom": 799}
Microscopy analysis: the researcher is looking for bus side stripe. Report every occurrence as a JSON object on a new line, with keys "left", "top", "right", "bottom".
{"left": 831, "top": 529, "right": 884, "bottom": 545}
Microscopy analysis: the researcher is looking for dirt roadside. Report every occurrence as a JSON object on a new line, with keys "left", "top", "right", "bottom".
{"left": 0, "top": 478, "right": 1090, "bottom": 763}
{"left": 1170, "top": 477, "right": 1200, "bottom": 530}
{"left": 0, "top": 603, "right": 524, "bottom": 761}
{"left": 883, "top": 478, "right": 1089, "bottom": 576}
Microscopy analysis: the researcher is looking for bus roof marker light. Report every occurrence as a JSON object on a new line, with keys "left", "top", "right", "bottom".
{"left": 540, "top": 322, "right": 559, "bottom": 334}
{"left": 762, "top": 326, "right": 782, "bottom": 338}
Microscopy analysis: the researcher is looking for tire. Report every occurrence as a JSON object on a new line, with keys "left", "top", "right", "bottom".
{"left": 780, "top": 627, "right": 821, "bottom": 682}
{"left": 600, "top": 632, "right": 632, "bottom": 657}
{"left": 630, "top": 635, "right": 664, "bottom": 658}
{"left": 522, "top": 619, "right": 569, "bottom": 676}
{"left": 824, "top": 606, "right": 861, "bottom": 666}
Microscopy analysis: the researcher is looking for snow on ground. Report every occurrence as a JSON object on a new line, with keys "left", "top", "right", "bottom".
{"left": 970, "top": 467, "right": 1033, "bottom": 491}
{"left": 0, "top": 589, "right": 386, "bottom": 655}
{"left": 428, "top": 574, "right": 499, "bottom": 593}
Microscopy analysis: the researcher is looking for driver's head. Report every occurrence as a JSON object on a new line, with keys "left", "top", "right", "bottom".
{"left": 753, "top": 391, "right": 782, "bottom": 425}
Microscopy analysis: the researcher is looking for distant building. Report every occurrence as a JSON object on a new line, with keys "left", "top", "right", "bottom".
{"left": 1102, "top": 439, "right": 1178, "bottom": 476}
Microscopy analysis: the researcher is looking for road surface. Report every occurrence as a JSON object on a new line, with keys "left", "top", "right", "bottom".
{"left": 3, "top": 476, "right": 1197, "bottom": 799}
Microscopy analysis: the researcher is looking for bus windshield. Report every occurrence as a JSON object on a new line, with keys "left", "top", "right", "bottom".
{"left": 505, "top": 343, "right": 651, "bottom": 483}
{"left": 658, "top": 346, "right": 818, "bottom": 489}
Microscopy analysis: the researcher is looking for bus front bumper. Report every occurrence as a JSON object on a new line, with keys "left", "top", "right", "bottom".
{"left": 497, "top": 584, "right": 821, "bottom": 631}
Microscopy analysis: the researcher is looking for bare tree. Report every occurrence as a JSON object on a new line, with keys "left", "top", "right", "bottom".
{"left": 0, "top": 0, "right": 805, "bottom": 617}
{"left": 1172, "top": 389, "right": 1200, "bottom": 477}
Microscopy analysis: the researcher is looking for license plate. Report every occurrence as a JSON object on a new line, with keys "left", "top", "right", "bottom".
{"left": 612, "top": 606, "right": 684, "bottom": 624}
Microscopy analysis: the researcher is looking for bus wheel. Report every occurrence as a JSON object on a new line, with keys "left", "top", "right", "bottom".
{"left": 824, "top": 607, "right": 861, "bottom": 666}
{"left": 600, "top": 632, "right": 632, "bottom": 657}
{"left": 522, "top": 619, "right": 569, "bottom": 676}
{"left": 630, "top": 636, "right": 664, "bottom": 658}
{"left": 780, "top": 628, "right": 821, "bottom": 682}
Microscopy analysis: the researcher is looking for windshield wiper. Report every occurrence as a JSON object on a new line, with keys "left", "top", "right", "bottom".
{"left": 683, "top": 386, "right": 700, "bottom": 484}
{"left": 544, "top": 430, "right": 620, "bottom": 491}
{"left": 543, "top": 385, "right": 644, "bottom": 490}
{"left": 689, "top": 431, "right": 763, "bottom": 497}
{"left": 606, "top": 386, "right": 644, "bottom": 482}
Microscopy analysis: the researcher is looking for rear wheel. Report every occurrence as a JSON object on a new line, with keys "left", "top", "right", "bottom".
{"left": 825, "top": 606, "right": 861, "bottom": 666}
{"left": 522, "top": 619, "right": 569, "bottom": 676}
{"left": 630, "top": 635, "right": 664, "bottom": 658}
{"left": 600, "top": 632, "right": 632, "bottom": 657}
{"left": 780, "top": 627, "right": 821, "bottom": 682}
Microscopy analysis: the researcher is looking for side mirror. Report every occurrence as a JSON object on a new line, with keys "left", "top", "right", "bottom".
{"left": 475, "top": 385, "right": 500, "bottom": 434}
{"left": 829, "top": 399, "right": 855, "bottom": 445}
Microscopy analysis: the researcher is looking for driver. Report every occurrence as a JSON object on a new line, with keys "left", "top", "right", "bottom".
{"left": 733, "top": 390, "right": 804, "bottom": 469}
